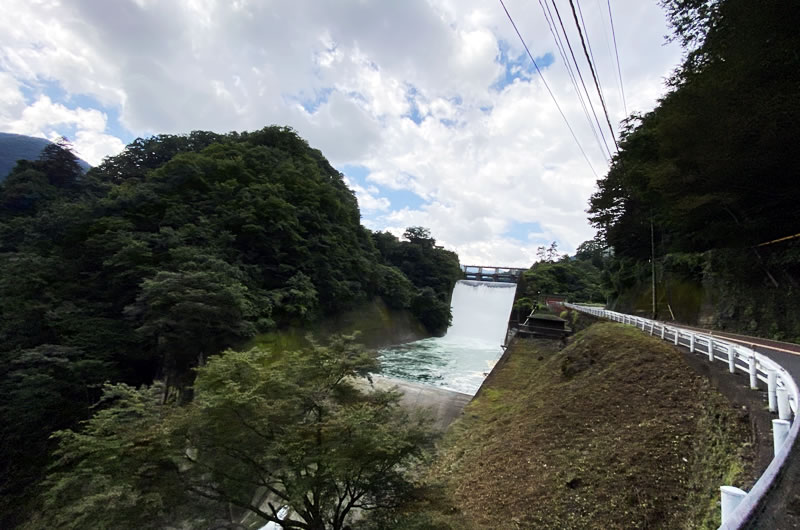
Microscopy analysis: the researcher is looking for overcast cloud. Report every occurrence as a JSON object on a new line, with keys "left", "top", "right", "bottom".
{"left": 0, "top": 0, "right": 682, "bottom": 266}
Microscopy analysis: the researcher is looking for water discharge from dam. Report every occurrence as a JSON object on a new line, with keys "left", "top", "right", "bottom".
{"left": 378, "top": 280, "right": 517, "bottom": 395}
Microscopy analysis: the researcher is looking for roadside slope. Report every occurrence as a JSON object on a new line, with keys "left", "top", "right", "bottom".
{"left": 427, "top": 322, "right": 755, "bottom": 529}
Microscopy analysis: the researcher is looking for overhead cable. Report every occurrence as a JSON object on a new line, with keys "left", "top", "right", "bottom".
{"left": 567, "top": 0, "right": 619, "bottom": 151}
{"left": 547, "top": 0, "right": 614, "bottom": 159}
{"left": 606, "top": 0, "right": 628, "bottom": 117}
{"left": 537, "top": 0, "right": 610, "bottom": 161}
{"left": 498, "top": 0, "right": 599, "bottom": 177}
{"left": 575, "top": 0, "right": 608, "bottom": 110}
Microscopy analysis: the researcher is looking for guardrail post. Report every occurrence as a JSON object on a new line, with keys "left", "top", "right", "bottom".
{"left": 674, "top": 329, "right": 680, "bottom": 346}
{"left": 768, "top": 370, "right": 778, "bottom": 412}
{"left": 689, "top": 333, "right": 695, "bottom": 353}
{"left": 708, "top": 339, "right": 714, "bottom": 362}
{"left": 773, "top": 419, "right": 791, "bottom": 457}
{"left": 660, "top": 326, "right": 665, "bottom": 340}
{"left": 778, "top": 387, "right": 791, "bottom": 420}
{"left": 720, "top": 486, "right": 747, "bottom": 524}
{"left": 749, "top": 356, "right": 759, "bottom": 390}
{"left": 728, "top": 346, "right": 736, "bottom": 374}
{"left": 649, "top": 322, "right": 654, "bottom": 335}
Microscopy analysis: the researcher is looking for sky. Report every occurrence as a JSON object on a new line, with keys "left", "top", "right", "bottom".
{"left": 0, "top": 0, "right": 682, "bottom": 267}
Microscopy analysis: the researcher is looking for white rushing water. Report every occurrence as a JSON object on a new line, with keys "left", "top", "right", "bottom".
{"left": 378, "top": 280, "right": 517, "bottom": 395}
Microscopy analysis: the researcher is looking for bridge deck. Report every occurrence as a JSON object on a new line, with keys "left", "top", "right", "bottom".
{"left": 461, "top": 264, "right": 527, "bottom": 283}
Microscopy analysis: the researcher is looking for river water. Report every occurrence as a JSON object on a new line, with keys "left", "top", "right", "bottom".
{"left": 378, "top": 280, "right": 517, "bottom": 395}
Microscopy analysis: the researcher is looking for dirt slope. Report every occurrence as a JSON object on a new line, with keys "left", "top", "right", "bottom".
{"left": 425, "top": 321, "right": 755, "bottom": 529}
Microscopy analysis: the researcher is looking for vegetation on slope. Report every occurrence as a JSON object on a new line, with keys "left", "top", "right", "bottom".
{"left": 420, "top": 322, "right": 752, "bottom": 529}
{"left": 0, "top": 128, "right": 459, "bottom": 527}
{"left": 27, "top": 337, "right": 433, "bottom": 530}
{"left": 512, "top": 239, "right": 609, "bottom": 318}
{"left": 587, "top": 0, "right": 800, "bottom": 338}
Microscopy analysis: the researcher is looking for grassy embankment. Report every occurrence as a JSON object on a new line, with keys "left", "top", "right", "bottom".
{"left": 419, "top": 320, "right": 753, "bottom": 529}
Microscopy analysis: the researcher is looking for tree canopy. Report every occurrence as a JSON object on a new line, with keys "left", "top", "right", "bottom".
{"left": 34, "top": 338, "right": 432, "bottom": 530}
{"left": 0, "top": 128, "right": 459, "bottom": 527}
{"left": 589, "top": 0, "right": 800, "bottom": 256}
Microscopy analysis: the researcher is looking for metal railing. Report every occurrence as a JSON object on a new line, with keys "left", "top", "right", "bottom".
{"left": 566, "top": 303, "right": 799, "bottom": 530}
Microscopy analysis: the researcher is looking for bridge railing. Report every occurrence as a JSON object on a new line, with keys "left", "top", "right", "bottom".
{"left": 566, "top": 303, "right": 799, "bottom": 530}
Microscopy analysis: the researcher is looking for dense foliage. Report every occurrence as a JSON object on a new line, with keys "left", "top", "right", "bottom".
{"left": 30, "top": 337, "right": 432, "bottom": 530}
{"left": 513, "top": 239, "right": 608, "bottom": 317}
{"left": 0, "top": 127, "right": 458, "bottom": 526}
{"left": 371, "top": 227, "right": 461, "bottom": 333}
{"left": 590, "top": 1, "right": 800, "bottom": 256}
{"left": 586, "top": 0, "right": 800, "bottom": 335}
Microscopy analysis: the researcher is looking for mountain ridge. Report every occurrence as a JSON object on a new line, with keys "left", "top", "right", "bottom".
{"left": 0, "top": 132, "right": 90, "bottom": 180}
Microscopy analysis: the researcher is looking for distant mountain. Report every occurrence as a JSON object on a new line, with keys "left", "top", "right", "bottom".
{"left": 0, "top": 132, "right": 90, "bottom": 181}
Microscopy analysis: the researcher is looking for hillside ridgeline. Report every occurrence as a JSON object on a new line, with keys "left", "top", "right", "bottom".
{"left": 0, "top": 127, "right": 460, "bottom": 527}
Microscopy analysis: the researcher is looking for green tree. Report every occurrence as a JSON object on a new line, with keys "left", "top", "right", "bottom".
{"left": 371, "top": 228, "right": 461, "bottom": 334}
{"left": 30, "top": 383, "right": 198, "bottom": 530}
{"left": 375, "top": 264, "right": 415, "bottom": 309}
{"left": 590, "top": 1, "right": 800, "bottom": 255}
{"left": 124, "top": 254, "right": 259, "bottom": 398}
{"left": 410, "top": 288, "right": 453, "bottom": 334}
{"left": 0, "top": 345, "right": 109, "bottom": 526}
{"left": 37, "top": 338, "right": 433, "bottom": 530}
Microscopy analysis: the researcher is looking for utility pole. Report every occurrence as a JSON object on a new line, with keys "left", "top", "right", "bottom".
{"left": 651, "top": 218, "right": 657, "bottom": 320}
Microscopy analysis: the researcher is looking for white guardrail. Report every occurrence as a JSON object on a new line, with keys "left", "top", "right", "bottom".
{"left": 566, "top": 303, "right": 800, "bottom": 529}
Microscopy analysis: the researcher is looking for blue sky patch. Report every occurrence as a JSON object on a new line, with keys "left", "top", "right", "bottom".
{"left": 341, "top": 163, "right": 427, "bottom": 212}
{"left": 403, "top": 85, "right": 425, "bottom": 125}
{"left": 24, "top": 78, "right": 134, "bottom": 144}
{"left": 341, "top": 163, "right": 370, "bottom": 182}
{"left": 380, "top": 186, "right": 426, "bottom": 211}
{"left": 505, "top": 221, "right": 544, "bottom": 242}
{"left": 294, "top": 86, "right": 333, "bottom": 113}
{"left": 492, "top": 40, "right": 554, "bottom": 92}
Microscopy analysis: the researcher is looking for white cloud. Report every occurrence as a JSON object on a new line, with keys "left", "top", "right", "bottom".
{"left": 0, "top": 0, "right": 683, "bottom": 263}
{"left": 72, "top": 129, "right": 126, "bottom": 167}
{"left": 0, "top": 95, "right": 124, "bottom": 165}
{"left": 343, "top": 177, "right": 390, "bottom": 214}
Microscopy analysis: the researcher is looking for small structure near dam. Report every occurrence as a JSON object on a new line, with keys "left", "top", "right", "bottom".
{"left": 516, "top": 313, "right": 571, "bottom": 339}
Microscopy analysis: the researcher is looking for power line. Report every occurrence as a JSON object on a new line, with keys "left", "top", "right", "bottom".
{"left": 548, "top": 0, "right": 613, "bottom": 157}
{"left": 537, "top": 0, "right": 611, "bottom": 161}
{"left": 606, "top": 0, "right": 628, "bottom": 117}
{"left": 498, "top": 0, "right": 599, "bottom": 178}
{"left": 567, "top": 0, "right": 619, "bottom": 151}
{"left": 593, "top": 0, "right": 625, "bottom": 121}
{"left": 575, "top": 0, "right": 608, "bottom": 112}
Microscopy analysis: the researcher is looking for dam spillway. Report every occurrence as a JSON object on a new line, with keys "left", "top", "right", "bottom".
{"left": 378, "top": 280, "right": 518, "bottom": 395}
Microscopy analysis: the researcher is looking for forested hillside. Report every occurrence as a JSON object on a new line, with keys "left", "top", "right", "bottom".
{"left": 587, "top": 0, "right": 800, "bottom": 339}
{"left": 0, "top": 133, "right": 90, "bottom": 179}
{"left": 0, "top": 127, "right": 460, "bottom": 527}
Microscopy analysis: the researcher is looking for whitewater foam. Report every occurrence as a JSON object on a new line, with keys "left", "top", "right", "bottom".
{"left": 378, "top": 280, "right": 517, "bottom": 395}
